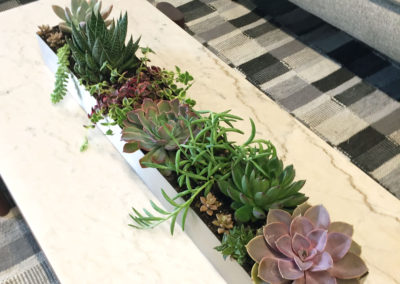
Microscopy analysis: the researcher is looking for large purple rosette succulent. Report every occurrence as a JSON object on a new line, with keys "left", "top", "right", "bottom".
{"left": 246, "top": 204, "right": 368, "bottom": 284}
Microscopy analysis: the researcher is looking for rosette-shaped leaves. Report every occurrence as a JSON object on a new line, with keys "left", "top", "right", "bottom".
{"left": 246, "top": 204, "right": 368, "bottom": 284}
{"left": 218, "top": 154, "right": 307, "bottom": 223}
{"left": 52, "top": 0, "right": 113, "bottom": 33}
{"left": 122, "top": 98, "right": 199, "bottom": 168}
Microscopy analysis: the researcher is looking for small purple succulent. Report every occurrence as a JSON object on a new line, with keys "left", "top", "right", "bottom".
{"left": 246, "top": 204, "right": 368, "bottom": 284}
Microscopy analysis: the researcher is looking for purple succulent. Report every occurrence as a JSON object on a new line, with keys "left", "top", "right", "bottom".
{"left": 246, "top": 204, "right": 368, "bottom": 284}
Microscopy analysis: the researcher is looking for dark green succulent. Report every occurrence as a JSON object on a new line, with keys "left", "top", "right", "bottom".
{"left": 218, "top": 148, "right": 307, "bottom": 223}
{"left": 67, "top": 11, "right": 140, "bottom": 85}
{"left": 121, "top": 98, "right": 200, "bottom": 170}
{"left": 214, "top": 225, "right": 254, "bottom": 265}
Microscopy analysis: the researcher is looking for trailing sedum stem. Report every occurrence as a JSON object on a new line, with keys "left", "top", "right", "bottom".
{"left": 51, "top": 43, "right": 70, "bottom": 104}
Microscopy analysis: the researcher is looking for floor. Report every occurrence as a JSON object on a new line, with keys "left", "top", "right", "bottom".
{"left": 0, "top": 0, "right": 399, "bottom": 283}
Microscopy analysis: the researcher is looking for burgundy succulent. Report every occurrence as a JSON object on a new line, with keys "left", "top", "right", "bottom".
{"left": 90, "top": 66, "right": 165, "bottom": 117}
{"left": 246, "top": 204, "right": 368, "bottom": 284}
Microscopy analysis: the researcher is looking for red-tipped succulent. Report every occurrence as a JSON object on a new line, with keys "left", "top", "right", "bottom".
{"left": 246, "top": 204, "right": 368, "bottom": 284}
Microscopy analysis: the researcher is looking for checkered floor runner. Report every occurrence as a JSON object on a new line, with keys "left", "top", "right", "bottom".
{"left": 0, "top": 208, "right": 59, "bottom": 284}
{"left": 161, "top": 0, "right": 400, "bottom": 197}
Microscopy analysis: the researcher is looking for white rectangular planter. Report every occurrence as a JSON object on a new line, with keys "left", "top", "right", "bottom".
{"left": 37, "top": 35, "right": 252, "bottom": 284}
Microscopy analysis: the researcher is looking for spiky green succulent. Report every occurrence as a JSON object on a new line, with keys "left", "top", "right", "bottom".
{"left": 52, "top": 0, "right": 113, "bottom": 33}
{"left": 214, "top": 225, "right": 254, "bottom": 265}
{"left": 121, "top": 98, "right": 200, "bottom": 169}
{"left": 67, "top": 11, "right": 140, "bottom": 85}
{"left": 218, "top": 148, "right": 307, "bottom": 223}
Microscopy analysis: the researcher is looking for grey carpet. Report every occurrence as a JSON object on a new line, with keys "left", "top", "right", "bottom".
{"left": 0, "top": 208, "right": 59, "bottom": 284}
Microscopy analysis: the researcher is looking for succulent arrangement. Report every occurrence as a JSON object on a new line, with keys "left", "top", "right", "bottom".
{"left": 38, "top": 1, "right": 369, "bottom": 282}
{"left": 246, "top": 204, "right": 368, "bottom": 283}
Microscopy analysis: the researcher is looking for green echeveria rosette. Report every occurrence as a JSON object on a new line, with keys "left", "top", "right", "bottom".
{"left": 218, "top": 154, "right": 307, "bottom": 223}
{"left": 121, "top": 98, "right": 200, "bottom": 171}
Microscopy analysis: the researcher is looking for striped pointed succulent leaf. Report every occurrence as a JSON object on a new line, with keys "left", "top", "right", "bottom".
{"left": 52, "top": 0, "right": 113, "bottom": 33}
{"left": 218, "top": 149, "right": 307, "bottom": 223}
{"left": 121, "top": 99, "right": 200, "bottom": 170}
{"left": 67, "top": 11, "right": 140, "bottom": 85}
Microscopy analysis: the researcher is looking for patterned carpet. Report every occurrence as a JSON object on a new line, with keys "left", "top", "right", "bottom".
{"left": 160, "top": 0, "right": 400, "bottom": 198}
{"left": 0, "top": 209, "right": 59, "bottom": 284}
{"left": 0, "top": 177, "right": 58, "bottom": 284}
{"left": 0, "top": 0, "right": 399, "bottom": 283}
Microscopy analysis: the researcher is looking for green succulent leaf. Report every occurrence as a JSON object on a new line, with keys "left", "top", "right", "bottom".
{"left": 235, "top": 205, "right": 253, "bottom": 223}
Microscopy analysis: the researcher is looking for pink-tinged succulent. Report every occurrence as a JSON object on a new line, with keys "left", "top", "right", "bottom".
{"left": 246, "top": 204, "right": 368, "bottom": 284}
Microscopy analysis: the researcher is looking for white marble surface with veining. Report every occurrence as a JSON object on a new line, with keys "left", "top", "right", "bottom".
{"left": 0, "top": 0, "right": 399, "bottom": 283}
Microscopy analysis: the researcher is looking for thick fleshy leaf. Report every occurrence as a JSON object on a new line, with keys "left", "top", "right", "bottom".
{"left": 264, "top": 223, "right": 290, "bottom": 250}
{"left": 329, "top": 252, "right": 368, "bottom": 279}
{"left": 293, "top": 277, "right": 306, "bottom": 284}
{"left": 258, "top": 257, "right": 288, "bottom": 284}
{"left": 292, "top": 233, "right": 311, "bottom": 255}
{"left": 122, "top": 142, "right": 139, "bottom": 153}
{"left": 251, "top": 263, "right": 266, "bottom": 284}
{"left": 304, "top": 205, "right": 331, "bottom": 229}
{"left": 310, "top": 251, "right": 333, "bottom": 271}
{"left": 290, "top": 216, "right": 314, "bottom": 237}
{"left": 349, "top": 241, "right": 362, "bottom": 256}
{"left": 275, "top": 234, "right": 294, "bottom": 258}
{"left": 325, "top": 232, "right": 352, "bottom": 261}
{"left": 329, "top": 222, "right": 354, "bottom": 237}
{"left": 337, "top": 279, "right": 360, "bottom": 284}
{"left": 307, "top": 229, "right": 328, "bottom": 252}
{"left": 292, "top": 203, "right": 311, "bottom": 218}
{"left": 306, "top": 271, "right": 336, "bottom": 284}
{"left": 267, "top": 209, "right": 292, "bottom": 227}
{"left": 246, "top": 235, "right": 280, "bottom": 263}
{"left": 150, "top": 147, "right": 167, "bottom": 164}
{"left": 294, "top": 255, "right": 313, "bottom": 271}
{"left": 278, "top": 259, "right": 304, "bottom": 280}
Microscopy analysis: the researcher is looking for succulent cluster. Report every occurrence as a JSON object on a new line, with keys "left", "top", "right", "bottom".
{"left": 215, "top": 225, "right": 254, "bottom": 265}
{"left": 212, "top": 213, "right": 234, "bottom": 234}
{"left": 47, "top": 32, "right": 66, "bottom": 49}
{"left": 121, "top": 99, "right": 200, "bottom": 169}
{"left": 246, "top": 204, "right": 368, "bottom": 284}
{"left": 218, "top": 148, "right": 307, "bottom": 223}
{"left": 52, "top": 0, "right": 113, "bottom": 33}
{"left": 37, "top": 25, "right": 52, "bottom": 38}
{"left": 68, "top": 12, "right": 140, "bottom": 85}
{"left": 37, "top": 25, "right": 66, "bottom": 49}
{"left": 200, "top": 193, "right": 221, "bottom": 216}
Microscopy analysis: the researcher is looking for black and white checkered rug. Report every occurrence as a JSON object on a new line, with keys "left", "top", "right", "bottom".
{"left": 163, "top": 0, "right": 400, "bottom": 197}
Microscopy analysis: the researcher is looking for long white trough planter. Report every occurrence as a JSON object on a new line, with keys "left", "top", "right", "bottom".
{"left": 37, "top": 35, "right": 252, "bottom": 284}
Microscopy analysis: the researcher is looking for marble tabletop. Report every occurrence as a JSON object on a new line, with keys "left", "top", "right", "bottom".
{"left": 0, "top": 0, "right": 399, "bottom": 283}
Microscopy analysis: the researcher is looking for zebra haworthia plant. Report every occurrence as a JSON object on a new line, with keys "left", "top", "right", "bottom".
{"left": 52, "top": 0, "right": 113, "bottom": 33}
{"left": 67, "top": 11, "right": 140, "bottom": 85}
